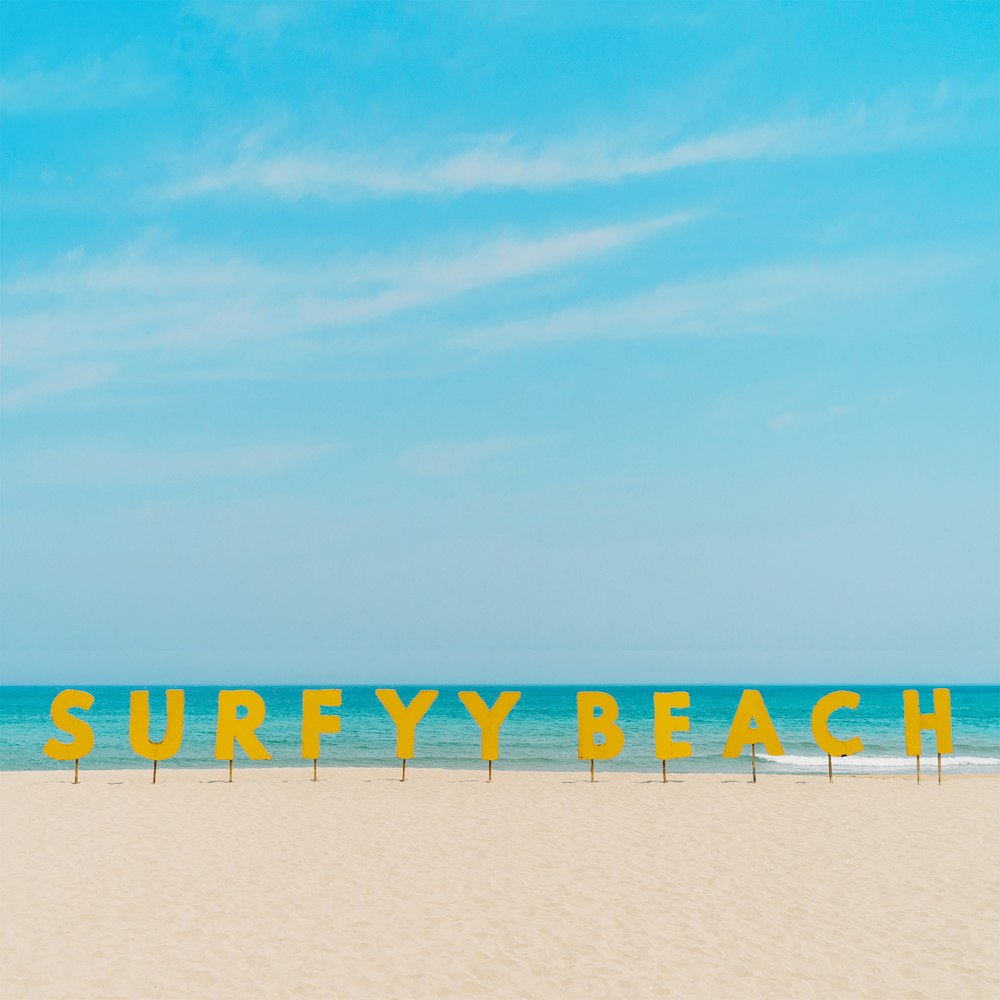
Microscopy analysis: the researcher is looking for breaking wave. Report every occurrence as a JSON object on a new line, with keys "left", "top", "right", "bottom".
{"left": 758, "top": 753, "right": 1000, "bottom": 772}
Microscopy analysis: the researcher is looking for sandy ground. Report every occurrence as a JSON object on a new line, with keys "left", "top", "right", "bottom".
{"left": 1, "top": 766, "right": 998, "bottom": 1000}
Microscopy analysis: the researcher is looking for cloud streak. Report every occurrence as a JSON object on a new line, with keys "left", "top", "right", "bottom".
{"left": 0, "top": 363, "right": 118, "bottom": 411}
{"left": 397, "top": 437, "right": 529, "bottom": 478}
{"left": 1, "top": 213, "right": 689, "bottom": 380}
{"left": 0, "top": 48, "right": 161, "bottom": 113}
{"left": 6, "top": 442, "right": 334, "bottom": 486}
{"left": 163, "top": 93, "right": 946, "bottom": 202}
{"left": 768, "top": 404, "right": 855, "bottom": 431}
{"left": 454, "top": 248, "right": 988, "bottom": 352}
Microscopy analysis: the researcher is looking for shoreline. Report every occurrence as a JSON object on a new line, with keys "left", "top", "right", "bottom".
{"left": 0, "top": 757, "right": 1000, "bottom": 786}
{"left": 3, "top": 764, "right": 998, "bottom": 782}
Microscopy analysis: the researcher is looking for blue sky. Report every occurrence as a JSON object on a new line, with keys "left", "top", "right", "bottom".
{"left": 1, "top": 1, "right": 997, "bottom": 684}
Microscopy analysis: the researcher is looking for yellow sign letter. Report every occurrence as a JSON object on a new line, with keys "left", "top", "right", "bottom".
{"left": 903, "top": 688, "right": 952, "bottom": 756}
{"left": 577, "top": 691, "right": 625, "bottom": 760}
{"left": 302, "top": 689, "right": 342, "bottom": 759}
{"left": 129, "top": 689, "right": 184, "bottom": 761}
{"left": 215, "top": 690, "right": 271, "bottom": 761}
{"left": 810, "top": 690, "right": 862, "bottom": 757}
{"left": 43, "top": 689, "right": 95, "bottom": 761}
{"left": 723, "top": 689, "right": 784, "bottom": 757}
{"left": 654, "top": 691, "right": 692, "bottom": 760}
{"left": 375, "top": 689, "right": 438, "bottom": 759}
{"left": 458, "top": 691, "right": 521, "bottom": 760}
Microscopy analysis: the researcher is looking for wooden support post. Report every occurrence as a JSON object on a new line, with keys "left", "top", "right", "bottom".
{"left": 313, "top": 759, "right": 317, "bottom": 783}
{"left": 751, "top": 743, "right": 757, "bottom": 783}
{"left": 590, "top": 759, "right": 595, "bottom": 783}
{"left": 74, "top": 759, "right": 79, "bottom": 784}
{"left": 153, "top": 760, "right": 158, "bottom": 785}
{"left": 662, "top": 759, "right": 666, "bottom": 783}
{"left": 488, "top": 760, "right": 492, "bottom": 782}
{"left": 827, "top": 754, "right": 832, "bottom": 783}
{"left": 937, "top": 752, "right": 942, "bottom": 785}
{"left": 401, "top": 759, "right": 407, "bottom": 783}
{"left": 916, "top": 755, "right": 920, "bottom": 784}
{"left": 229, "top": 759, "right": 233, "bottom": 783}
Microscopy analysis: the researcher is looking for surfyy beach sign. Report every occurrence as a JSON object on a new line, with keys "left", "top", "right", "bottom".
{"left": 42, "top": 687, "right": 954, "bottom": 785}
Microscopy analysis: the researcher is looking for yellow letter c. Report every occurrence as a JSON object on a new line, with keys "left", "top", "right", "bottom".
{"left": 811, "top": 690, "right": 863, "bottom": 757}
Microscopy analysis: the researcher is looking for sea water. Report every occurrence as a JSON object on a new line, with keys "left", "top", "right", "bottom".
{"left": 1, "top": 684, "right": 997, "bottom": 774}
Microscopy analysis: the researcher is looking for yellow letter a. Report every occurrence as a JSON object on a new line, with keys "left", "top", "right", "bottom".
{"left": 723, "top": 689, "right": 784, "bottom": 758}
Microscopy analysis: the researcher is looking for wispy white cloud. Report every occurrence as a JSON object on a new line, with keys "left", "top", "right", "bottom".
{"left": 397, "top": 437, "right": 528, "bottom": 478}
{"left": 0, "top": 48, "right": 161, "bottom": 113}
{"left": 767, "top": 390, "right": 907, "bottom": 431}
{"left": 184, "top": 0, "right": 314, "bottom": 37}
{"left": 1, "top": 213, "right": 688, "bottom": 375}
{"left": 296, "top": 212, "right": 693, "bottom": 330}
{"left": 162, "top": 92, "right": 947, "bottom": 201}
{"left": 454, "top": 248, "right": 986, "bottom": 352}
{"left": 768, "top": 403, "right": 854, "bottom": 431}
{"left": 7, "top": 442, "right": 334, "bottom": 486}
{"left": 0, "top": 363, "right": 118, "bottom": 411}
{"left": 3, "top": 224, "right": 987, "bottom": 419}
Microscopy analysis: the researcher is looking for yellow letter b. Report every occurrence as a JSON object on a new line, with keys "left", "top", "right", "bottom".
{"left": 577, "top": 692, "right": 625, "bottom": 761}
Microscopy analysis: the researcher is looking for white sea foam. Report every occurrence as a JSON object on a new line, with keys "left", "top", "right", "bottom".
{"left": 758, "top": 753, "right": 1000, "bottom": 771}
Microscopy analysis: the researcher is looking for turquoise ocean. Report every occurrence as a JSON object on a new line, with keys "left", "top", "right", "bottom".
{"left": 1, "top": 684, "right": 997, "bottom": 774}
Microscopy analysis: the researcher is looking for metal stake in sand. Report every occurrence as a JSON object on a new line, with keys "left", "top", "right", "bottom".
{"left": 153, "top": 760, "right": 158, "bottom": 784}
{"left": 590, "top": 759, "right": 595, "bottom": 783}
{"left": 228, "top": 758, "right": 233, "bottom": 783}
{"left": 937, "top": 752, "right": 942, "bottom": 785}
{"left": 74, "top": 759, "right": 79, "bottom": 784}
{"left": 751, "top": 743, "right": 757, "bottom": 783}
{"left": 662, "top": 759, "right": 667, "bottom": 783}
{"left": 401, "top": 758, "right": 407, "bottom": 782}
{"left": 827, "top": 754, "right": 832, "bottom": 783}
{"left": 916, "top": 755, "right": 920, "bottom": 784}
{"left": 488, "top": 760, "right": 492, "bottom": 782}
{"left": 313, "top": 759, "right": 318, "bottom": 782}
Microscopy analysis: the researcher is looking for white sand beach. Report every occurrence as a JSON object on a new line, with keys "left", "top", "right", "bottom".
{"left": 2, "top": 767, "right": 998, "bottom": 999}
